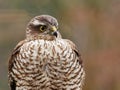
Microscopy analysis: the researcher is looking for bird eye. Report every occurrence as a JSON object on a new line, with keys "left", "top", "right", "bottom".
{"left": 40, "top": 25, "right": 47, "bottom": 32}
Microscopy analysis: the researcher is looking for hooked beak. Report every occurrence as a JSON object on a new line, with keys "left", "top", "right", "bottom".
{"left": 50, "top": 26, "right": 58, "bottom": 37}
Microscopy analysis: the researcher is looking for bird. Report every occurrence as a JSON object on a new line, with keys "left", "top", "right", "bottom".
{"left": 8, "top": 15, "right": 85, "bottom": 90}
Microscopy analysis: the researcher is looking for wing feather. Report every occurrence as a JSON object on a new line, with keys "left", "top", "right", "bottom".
{"left": 65, "top": 39, "right": 83, "bottom": 64}
{"left": 8, "top": 40, "right": 26, "bottom": 90}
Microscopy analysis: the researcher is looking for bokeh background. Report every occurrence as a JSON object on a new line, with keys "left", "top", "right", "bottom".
{"left": 0, "top": 0, "right": 120, "bottom": 90}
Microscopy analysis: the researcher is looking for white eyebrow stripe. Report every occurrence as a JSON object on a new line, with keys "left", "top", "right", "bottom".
{"left": 32, "top": 20, "right": 45, "bottom": 26}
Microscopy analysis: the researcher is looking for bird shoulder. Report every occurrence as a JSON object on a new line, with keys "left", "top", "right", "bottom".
{"left": 64, "top": 39, "right": 82, "bottom": 64}
{"left": 8, "top": 40, "right": 26, "bottom": 72}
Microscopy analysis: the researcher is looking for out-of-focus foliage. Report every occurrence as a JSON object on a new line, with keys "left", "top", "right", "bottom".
{"left": 0, "top": 0, "right": 120, "bottom": 90}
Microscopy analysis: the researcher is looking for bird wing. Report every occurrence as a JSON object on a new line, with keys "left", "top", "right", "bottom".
{"left": 65, "top": 39, "right": 83, "bottom": 65}
{"left": 8, "top": 40, "right": 26, "bottom": 90}
{"left": 65, "top": 39, "right": 85, "bottom": 88}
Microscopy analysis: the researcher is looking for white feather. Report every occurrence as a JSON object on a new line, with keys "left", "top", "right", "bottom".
{"left": 32, "top": 20, "right": 44, "bottom": 26}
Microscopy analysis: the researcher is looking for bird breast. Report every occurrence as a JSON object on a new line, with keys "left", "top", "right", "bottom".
{"left": 12, "top": 39, "right": 84, "bottom": 89}
{"left": 18, "top": 39, "right": 74, "bottom": 79}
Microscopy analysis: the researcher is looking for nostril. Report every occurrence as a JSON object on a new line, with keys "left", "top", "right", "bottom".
{"left": 52, "top": 31, "right": 58, "bottom": 37}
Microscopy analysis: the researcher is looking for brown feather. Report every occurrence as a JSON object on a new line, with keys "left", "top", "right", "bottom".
{"left": 8, "top": 40, "right": 26, "bottom": 72}
{"left": 8, "top": 40, "right": 26, "bottom": 90}
{"left": 65, "top": 39, "right": 83, "bottom": 64}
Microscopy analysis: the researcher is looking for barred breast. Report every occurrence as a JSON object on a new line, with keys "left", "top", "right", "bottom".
{"left": 10, "top": 39, "right": 85, "bottom": 90}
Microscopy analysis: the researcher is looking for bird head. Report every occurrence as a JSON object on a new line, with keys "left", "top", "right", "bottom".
{"left": 26, "top": 15, "right": 61, "bottom": 40}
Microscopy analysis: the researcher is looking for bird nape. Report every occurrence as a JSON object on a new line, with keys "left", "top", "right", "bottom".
{"left": 8, "top": 15, "right": 85, "bottom": 90}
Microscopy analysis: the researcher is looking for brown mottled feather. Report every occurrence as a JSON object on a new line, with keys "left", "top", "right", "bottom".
{"left": 8, "top": 40, "right": 26, "bottom": 72}
{"left": 8, "top": 40, "right": 26, "bottom": 90}
{"left": 65, "top": 39, "right": 82, "bottom": 64}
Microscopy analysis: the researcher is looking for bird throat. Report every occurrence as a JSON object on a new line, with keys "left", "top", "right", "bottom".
{"left": 26, "top": 34, "right": 56, "bottom": 41}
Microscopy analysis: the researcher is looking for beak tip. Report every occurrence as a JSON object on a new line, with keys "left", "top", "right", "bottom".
{"left": 52, "top": 31, "right": 58, "bottom": 37}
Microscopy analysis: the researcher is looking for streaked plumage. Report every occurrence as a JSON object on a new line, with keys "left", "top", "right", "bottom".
{"left": 8, "top": 15, "right": 85, "bottom": 90}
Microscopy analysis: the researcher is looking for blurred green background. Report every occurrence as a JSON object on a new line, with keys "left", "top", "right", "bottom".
{"left": 0, "top": 0, "right": 120, "bottom": 90}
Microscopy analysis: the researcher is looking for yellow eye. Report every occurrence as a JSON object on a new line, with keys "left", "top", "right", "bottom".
{"left": 40, "top": 25, "right": 47, "bottom": 32}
